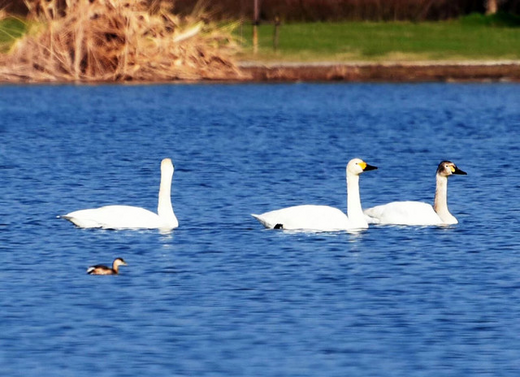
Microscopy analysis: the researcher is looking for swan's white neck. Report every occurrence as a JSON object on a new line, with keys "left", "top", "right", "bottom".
{"left": 157, "top": 167, "right": 178, "bottom": 228}
{"left": 347, "top": 172, "right": 368, "bottom": 228}
{"left": 433, "top": 174, "right": 457, "bottom": 224}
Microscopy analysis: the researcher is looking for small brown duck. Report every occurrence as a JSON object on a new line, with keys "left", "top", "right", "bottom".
{"left": 87, "top": 258, "right": 127, "bottom": 275}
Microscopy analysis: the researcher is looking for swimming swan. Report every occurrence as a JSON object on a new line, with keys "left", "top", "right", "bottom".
{"left": 364, "top": 160, "right": 466, "bottom": 226}
{"left": 87, "top": 258, "right": 127, "bottom": 275}
{"left": 62, "top": 158, "right": 178, "bottom": 230}
{"left": 251, "top": 158, "right": 377, "bottom": 231}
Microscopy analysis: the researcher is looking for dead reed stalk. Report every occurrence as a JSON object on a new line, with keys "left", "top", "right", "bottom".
{"left": 0, "top": 0, "right": 242, "bottom": 82}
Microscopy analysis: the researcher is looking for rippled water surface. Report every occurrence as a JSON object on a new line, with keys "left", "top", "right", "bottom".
{"left": 1, "top": 83, "right": 520, "bottom": 376}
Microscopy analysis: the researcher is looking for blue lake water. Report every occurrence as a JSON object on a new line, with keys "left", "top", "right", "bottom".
{"left": 1, "top": 83, "right": 520, "bottom": 376}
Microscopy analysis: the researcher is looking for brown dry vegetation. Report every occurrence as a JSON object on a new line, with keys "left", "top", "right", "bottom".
{"left": 0, "top": 0, "right": 243, "bottom": 82}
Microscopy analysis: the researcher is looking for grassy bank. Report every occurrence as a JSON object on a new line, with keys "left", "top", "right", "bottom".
{"left": 236, "top": 14, "right": 520, "bottom": 62}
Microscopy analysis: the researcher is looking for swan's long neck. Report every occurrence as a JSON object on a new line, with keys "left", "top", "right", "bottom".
{"left": 433, "top": 174, "right": 457, "bottom": 224}
{"left": 157, "top": 168, "right": 178, "bottom": 228}
{"left": 347, "top": 172, "right": 368, "bottom": 228}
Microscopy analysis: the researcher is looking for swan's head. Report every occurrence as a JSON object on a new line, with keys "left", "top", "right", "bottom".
{"left": 436, "top": 161, "right": 467, "bottom": 178}
{"left": 113, "top": 258, "right": 128, "bottom": 269}
{"left": 347, "top": 158, "right": 378, "bottom": 176}
{"left": 161, "top": 158, "right": 175, "bottom": 175}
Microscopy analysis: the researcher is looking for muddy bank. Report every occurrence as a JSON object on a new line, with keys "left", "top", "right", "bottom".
{"left": 238, "top": 61, "right": 520, "bottom": 82}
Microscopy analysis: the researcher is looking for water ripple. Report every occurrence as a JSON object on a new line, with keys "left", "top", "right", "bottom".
{"left": 0, "top": 83, "right": 519, "bottom": 376}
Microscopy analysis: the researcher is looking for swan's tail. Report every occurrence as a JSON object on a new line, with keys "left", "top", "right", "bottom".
{"left": 251, "top": 214, "right": 276, "bottom": 229}
{"left": 363, "top": 210, "right": 381, "bottom": 224}
{"left": 57, "top": 214, "right": 75, "bottom": 222}
{"left": 365, "top": 216, "right": 380, "bottom": 224}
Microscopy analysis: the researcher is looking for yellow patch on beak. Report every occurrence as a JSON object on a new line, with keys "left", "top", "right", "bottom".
{"left": 359, "top": 162, "right": 367, "bottom": 170}
{"left": 450, "top": 166, "right": 456, "bottom": 173}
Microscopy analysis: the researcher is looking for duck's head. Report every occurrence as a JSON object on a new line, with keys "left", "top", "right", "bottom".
{"left": 113, "top": 258, "right": 128, "bottom": 268}
{"left": 347, "top": 158, "right": 378, "bottom": 176}
{"left": 437, "top": 161, "right": 467, "bottom": 177}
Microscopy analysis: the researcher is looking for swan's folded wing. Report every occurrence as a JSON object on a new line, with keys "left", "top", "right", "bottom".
{"left": 364, "top": 201, "right": 443, "bottom": 226}
{"left": 63, "top": 205, "right": 165, "bottom": 229}
{"left": 252, "top": 205, "right": 354, "bottom": 231}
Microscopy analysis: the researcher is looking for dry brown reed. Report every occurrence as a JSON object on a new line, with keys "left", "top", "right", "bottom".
{"left": 0, "top": 0, "right": 242, "bottom": 82}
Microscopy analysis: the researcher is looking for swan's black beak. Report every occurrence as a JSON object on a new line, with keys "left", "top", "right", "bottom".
{"left": 363, "top": 164, "right": 378, "bottom": 172}
{"left": 453, "top": 166, "right": 467, "bottom": 175}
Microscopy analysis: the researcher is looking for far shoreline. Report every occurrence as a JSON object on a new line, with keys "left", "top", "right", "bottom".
{"left": 1, "top": 61, "right": 519, "bottom": 84}
{"left": 237, "top": 60, "right": 520, "bottom": 83}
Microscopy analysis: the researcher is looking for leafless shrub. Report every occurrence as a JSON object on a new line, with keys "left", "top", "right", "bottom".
{"left": 0, "top": 0, "right": 242, "bottom": 82}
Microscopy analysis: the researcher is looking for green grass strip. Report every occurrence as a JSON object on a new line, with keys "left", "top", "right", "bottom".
{"left": 236, "top": 13, "right": 520, "bottom": 62}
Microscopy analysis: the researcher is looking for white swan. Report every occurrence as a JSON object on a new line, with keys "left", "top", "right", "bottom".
{"left": 61, "top": 158, "right": 178, "bottom": 230}
{"left": 252, "top": 158, "right": 377, "bottom": 231}
{"left": 364, "top": 160, "right": 466, "bottom": 226}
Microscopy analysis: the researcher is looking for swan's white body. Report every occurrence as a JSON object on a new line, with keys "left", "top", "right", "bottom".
{"left": 364, "top": 201, "right": 447, "bottom": 226}
{"left": 364, "top": 161, "right": 466, "bottom": 226}
{"left": 252, "top": 205, "right": 352, "bottom": 231}
{"left": 62, "top": 158, "right": 178, "bottom": 230}
{"left": 252, "top": 158, "right": 377, "bottom": 232}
